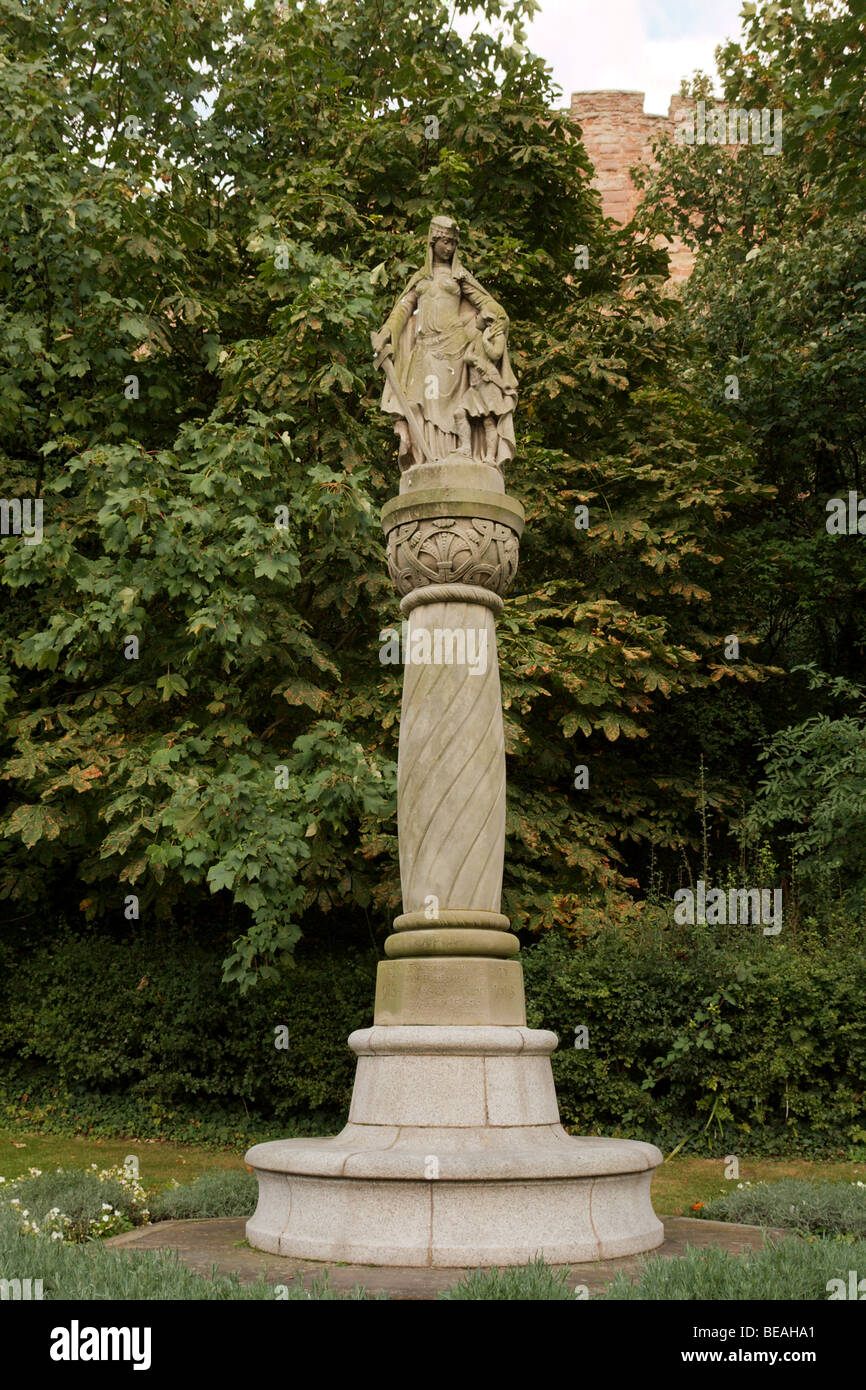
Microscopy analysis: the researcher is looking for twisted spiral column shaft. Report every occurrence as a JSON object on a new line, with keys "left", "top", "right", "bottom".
{"left": 397, "top": 596, "right": 505, "bottom": 916}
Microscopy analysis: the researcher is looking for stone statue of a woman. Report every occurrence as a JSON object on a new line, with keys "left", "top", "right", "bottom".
{"left": 371, "top": 215, "right": 518, "bottom": 472}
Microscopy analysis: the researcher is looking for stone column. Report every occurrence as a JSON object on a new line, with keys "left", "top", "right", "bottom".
{"left": 375, "top": 454, "right": 525, "bottom": 1025}
{"left": 245, "top": 453, "right": 664, "bottom": 1267}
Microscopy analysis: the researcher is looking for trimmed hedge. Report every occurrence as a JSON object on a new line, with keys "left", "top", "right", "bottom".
{"left": 523, "top": 926, "right": 866, "bottom": 1157}
{"left": 0, "top": 931, "right": 376, "bottom": 1144}
{"left": 1, "top": 921, "right": 864, "bottom": 1155}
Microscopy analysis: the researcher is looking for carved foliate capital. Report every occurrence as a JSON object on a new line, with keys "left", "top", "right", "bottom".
{"left": 386, "top": 515, "right": 519, "bottom": 597}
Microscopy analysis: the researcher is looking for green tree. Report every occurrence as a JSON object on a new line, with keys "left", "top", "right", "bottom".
{"left": 631, "top": 1, "right": 866, "bottom": 901}
{"left": 1, "top": 0, "right": 766, "bottom": 986}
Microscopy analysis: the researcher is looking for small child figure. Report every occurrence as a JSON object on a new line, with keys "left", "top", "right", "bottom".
{"left": 464, "top": 314, "right": 511, "bottom": 469}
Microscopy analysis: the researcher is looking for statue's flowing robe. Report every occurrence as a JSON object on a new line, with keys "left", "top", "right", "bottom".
{"left": 380, "top": 230, "right": 517, "bottom": 467}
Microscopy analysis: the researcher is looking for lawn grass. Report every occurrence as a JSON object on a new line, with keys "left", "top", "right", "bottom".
{"left": 652, "top": 1155, "right": 866, "bottom": 1215}
{"left": 0, "top": 1130, "right": 253, "bottom": 1192}
{"left": 2, "top": 1128, "right": 863, "bottom": 1215}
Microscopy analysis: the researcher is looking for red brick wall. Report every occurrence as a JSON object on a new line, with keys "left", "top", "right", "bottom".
{"left": 570, "top": 91, "right": 695, "bottom": 282}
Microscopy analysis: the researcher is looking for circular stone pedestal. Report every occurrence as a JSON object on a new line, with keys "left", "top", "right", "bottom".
{"left": 246, "top": 1027, "right": 663, "bottom": 1267}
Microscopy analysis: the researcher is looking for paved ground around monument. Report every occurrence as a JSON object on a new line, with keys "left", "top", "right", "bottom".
{"left": 107, "top": 1216, "right": 790, "bottom": 1298}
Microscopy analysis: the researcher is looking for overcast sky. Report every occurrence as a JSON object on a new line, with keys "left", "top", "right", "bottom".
{"left": 522, "top": 0, "right": 747, "bottom": 114}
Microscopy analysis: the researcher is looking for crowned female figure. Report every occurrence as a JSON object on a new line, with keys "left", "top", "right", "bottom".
{"left": 371, "top": 215, "right": 518, "bottom": 471}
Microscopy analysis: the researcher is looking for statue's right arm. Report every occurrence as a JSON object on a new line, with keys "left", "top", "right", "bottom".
{"left": 373, "top": 286, "right": 419, "bottom": 355}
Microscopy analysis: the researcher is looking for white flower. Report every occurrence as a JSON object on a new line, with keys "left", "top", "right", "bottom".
{"left": 101, "top": 1203, "right": 112, "bottom": 1211}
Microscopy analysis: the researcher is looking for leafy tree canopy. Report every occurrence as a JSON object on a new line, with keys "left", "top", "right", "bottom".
{"left": 1, "top": 0, "right": 784, "bottom": 985}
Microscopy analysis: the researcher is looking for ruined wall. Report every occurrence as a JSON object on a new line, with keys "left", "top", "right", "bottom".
{"left": 569, "top": 91, "right": 695, "bottom": 283}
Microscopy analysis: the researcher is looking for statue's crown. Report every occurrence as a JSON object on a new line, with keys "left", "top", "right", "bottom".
{"left": 430, "top": 215, "right": 459, "bottom": 236}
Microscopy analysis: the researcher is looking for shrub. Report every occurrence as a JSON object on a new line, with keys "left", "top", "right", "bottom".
{"left": 744, "top": 681, "right": 866, "bottom": 919}
{"left": 438, "top": 1256, "right": 575, "bottom": 1300}
{"left": 2, "top": 923, "right": 865, "bottom": 1156}
{"left": 0, "top": 1165, "right": 149, "bottom": 1241}
{"left": 523, "top": 924, "right": 866, "bottom": 1157}
{"left": 0, "top": 931, "right": 377, "bottom": 1142}
{"left": 149, "top": 1170, "right": 257, "bottom": 1222}
{"left": 439, "top": 1238, "right": 866, "bottom": 1300}
{"left": 603, "top": 1235, "right": 866, "bottom": 1300}
{"left": 697, "top": 1180, "right": 866, "bottom": 1237}
{"left": 0, "top": 1204, "right": 373, "bottom": 1299}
